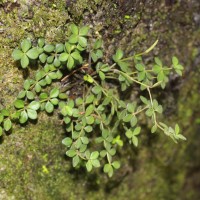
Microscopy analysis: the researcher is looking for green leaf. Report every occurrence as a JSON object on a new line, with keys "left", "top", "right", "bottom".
{"left": 155, "top": 57, "right": 162, "bottom": 66}
{"left": 45, "top": 101, "right": 54, "bottom": 113}
{"left": 53, "top": 58, "right": 61, "bottom": 67}
{"left": 79, "top": 36, "right": 87, "bottom": 47}
{"left": 62, "top": 137, "right": 72, "bottom": 147}
{"left": 21, "top": 39, "right": 31, "bottom": 53}
{"left": 123, "top": 114, "right": 132, "bottom": 122}
{"left": 50, "top": 88, "right": 59, "bottom": 98}
{"left": 85, "top": 105, "right": 94, "bottom": 116}
{"left": 0, "top": 114, "right": 3, "bottom": 123}
{"left": 86, "top": 116, "right": 95, "bottom": 125}
{"left": 96, "top": 49, "right": 103, "bottom": 58}
{"left": 64, "top": 117, "right": 71, "bottom": 124}
{"left": 92, "top": 86, "right": 102, "bottom": 94}
{"left": 91, "top": 52, "right": 98, "bottom": 62}
{"left": 61, "top": 105, "right": 73, "bottom": 116}
{"left": 0, "top": 126, "right": 3, "bottom": 136}
{"left": 81, "top": 137, "right": 89, "bottom": 145}
{"left": 73, "top": 155, "right": 80, "bottom": 167}
{"left": 127, "top": 103, "right": 135, "bottom": 113}
{"left": 138, "top": 71, "right": 145, "bottom": 81}
{"left": 26, "top": 91, "right": 34, "bottom": 100}
{"left": 59, "top": 53, "right": 69, "bottom": 62}
{"left": 26, "top": 48, "right": 39, "bottom": 59}
{"left": 20, "top": 54, "right": 29, "bottom": 68}
{"left": 35, "top": 83, "right": 41, "bottom": 93}
{"left": 69, "top": 34, "right": 78, "bottom": 44}
{"left": 40, "top": 92, "right": 48, "bottom": 100}
{"left": 104, "top": 164, "right": 113, "bottom": 177}
{"left": 130, "top": 116, "right": 137, "bottom": 127}
{"left": 157, "top": 71, "right": 165, "bottom": 82}
{"left": 14, "top": 99, "right": 24, "bottom": 109}
{"left": 20, "top": 110, "right": 28, "bottom": 124}
{"left": 115, "top": 49, "right": 123, "bottom": 60}
{"left": 132, "top": 136, "right": 138, "bottom": 147}
{"left": 118, "top": 61, "right": 129, "bottom": 72}
{"left": 71, "top": 52, "right": 81, "bottom": 60}
{"left": 55, "top": 43, "right": 64, "bottom": 53}
{"left": 145, "top": 108, "right": 153, "bottom": 117}
{"left": 45, "top": 75, "right": 52, "bottom": 85}
{"left": 75, "top": 97, "right": 83, "bottom": 106}
{"left": 155, "top": 105, "right": 163, "bottom": 114}
{"left": 12, "top": 49, "right": 23, "bottom": 60}
{"left": 66, "top": 149, "right": 76, "bottom": 157}
{"left": 99, "top": 71, "right": 105, "bottom": 81}
{"left": 83, "top": 74, "right": 94, "bottom": 83}
{"left": 151, "top": 125, "right": 157, "bottom": 133}
{"left": 90, "top": 151, "right": 99, "bottom": 159}
{"left": 67, "top": 56, "right": 74, "bottom": 70}
{"left": 1, "top": 109, "right": 9, "bottom": 117}
{"left": 135, "top": 63, "right": 145, "bottom": 71}
{"left": 50, "top": 98, "right": 59, "bottom": 105}
{"left": 91, "top": 159, "right": 100, "bottom": 168}
{"left": 70, "top": 24, "right": 79, "bottom": 35}
{"left": 4, "top": 118, "right": 12, "bottom": 131}
{"left": 47, "top": 55, "right": 54, "bottom": 64}
{"left": 86, "top": 160, "right": 93, "bottom": 172}
{"left": 140, "top": 96, "right": 148, "bottom": 104}
{"left": 94, "top": 39, "right": 102, "bottom": 49}
{"left": 125, "top": 129, "right": 133, "bottom": 139}
{"left": 133, "top": 126, "right": 141, "bottom": 135}
{"left": 79, "top": 26, "right": 89, "bottom": 36}
{"left": 44, "top": 44, "right": 55, "bottom": 53}
{"left": 84, "top": 126, "right": 93, "bottom": 133}
{"left": 27, "top": 109, "right": 37, "bottom": 119}
{"left": 172, "top": 56, "right": 179, "bottom": 66}
{"left": 175, "top": 124, "right": 180, "bottom": 134}
{"left": 38, "top": 38, "right": 45, "bottom": 48}
{"left": 112, "top": 161, "right": 120, "bottom": 169}
{"left": 28, "top": 101, "right": 40, "bottom": 110}
{"left": 153, "top": 65, "right": 161, "bottom": 73}
{"left": 86, "top": 94, "right": 94, "bottom": 104}
{"left": 24, "top": 79, "right": 31, "bottom": 90}
{"left": 36, "top": 70, "right": 45, "bottom": 81}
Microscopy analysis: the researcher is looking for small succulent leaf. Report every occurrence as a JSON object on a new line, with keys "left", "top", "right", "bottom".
{"left": 12, "top": 49, "right": 23, "bottom": 60}
{"left": 14, "top": 99, "right": 25, "bottom": 109}
{"left": 50, "top": 88, "right": 59, "bottom": 98}
{"left": 45, "top": 101, "right": 54, "bottom": 113}
{"left": 43, "top": 44, "right": 55, "bottom": 53}
{"left": 62, "top": 137, "right": 72, "bottom": 147}
{"left": 20, "top": 54, "right": 29, "bottom": 68}
{"left": 21, "top": 39, "right": 31, "bottom": 52}
{"left": 28, "top": 101, "right": 40, "bottom": 110}
{"left": 4, "top": 118, "right": 12, "bottom": 131}
{"left": 19, "top": 111, "right": 28, "bottom": 124}
{"left": 26, "top": 48, "right": 39, "bottom": 59}
{"left": 27, "top": 109, "right": 37, "bottom": 120}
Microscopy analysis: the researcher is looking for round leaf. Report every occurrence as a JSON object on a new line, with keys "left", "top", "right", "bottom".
{"left": 20, "top": 110, "right": 28, "bottom": 124}
{"left": 20, "top": 54, "right": 29, "bottom": 68}
{"left": 45, "top": 101, "right": 54, "bottom": 113}
{"left": 27, "top": 109, "right": 37, "bottom": 120}
{"left": 12, "top": 49, "right": 23, "bottom": 60}
{"left": 21, "top": 39, "right": 31, "bottom": 53}
{"left": 26, "top": 48, "right": 39, "bottom": 59}
{"left": 3, "top": 118, "right": 12, "bottom": 131}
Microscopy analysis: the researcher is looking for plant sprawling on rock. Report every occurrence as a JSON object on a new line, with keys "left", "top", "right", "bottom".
{"left": 0, "top": 24, "right": 185, "bottom": 177}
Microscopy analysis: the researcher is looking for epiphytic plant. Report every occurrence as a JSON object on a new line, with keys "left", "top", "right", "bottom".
{"left": 0, "top": 24, "right": 185, "bottom": 177}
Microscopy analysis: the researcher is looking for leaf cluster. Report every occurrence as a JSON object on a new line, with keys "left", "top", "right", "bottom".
{"left": 0, "top": 24, "right": 186, "bottom": 177}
